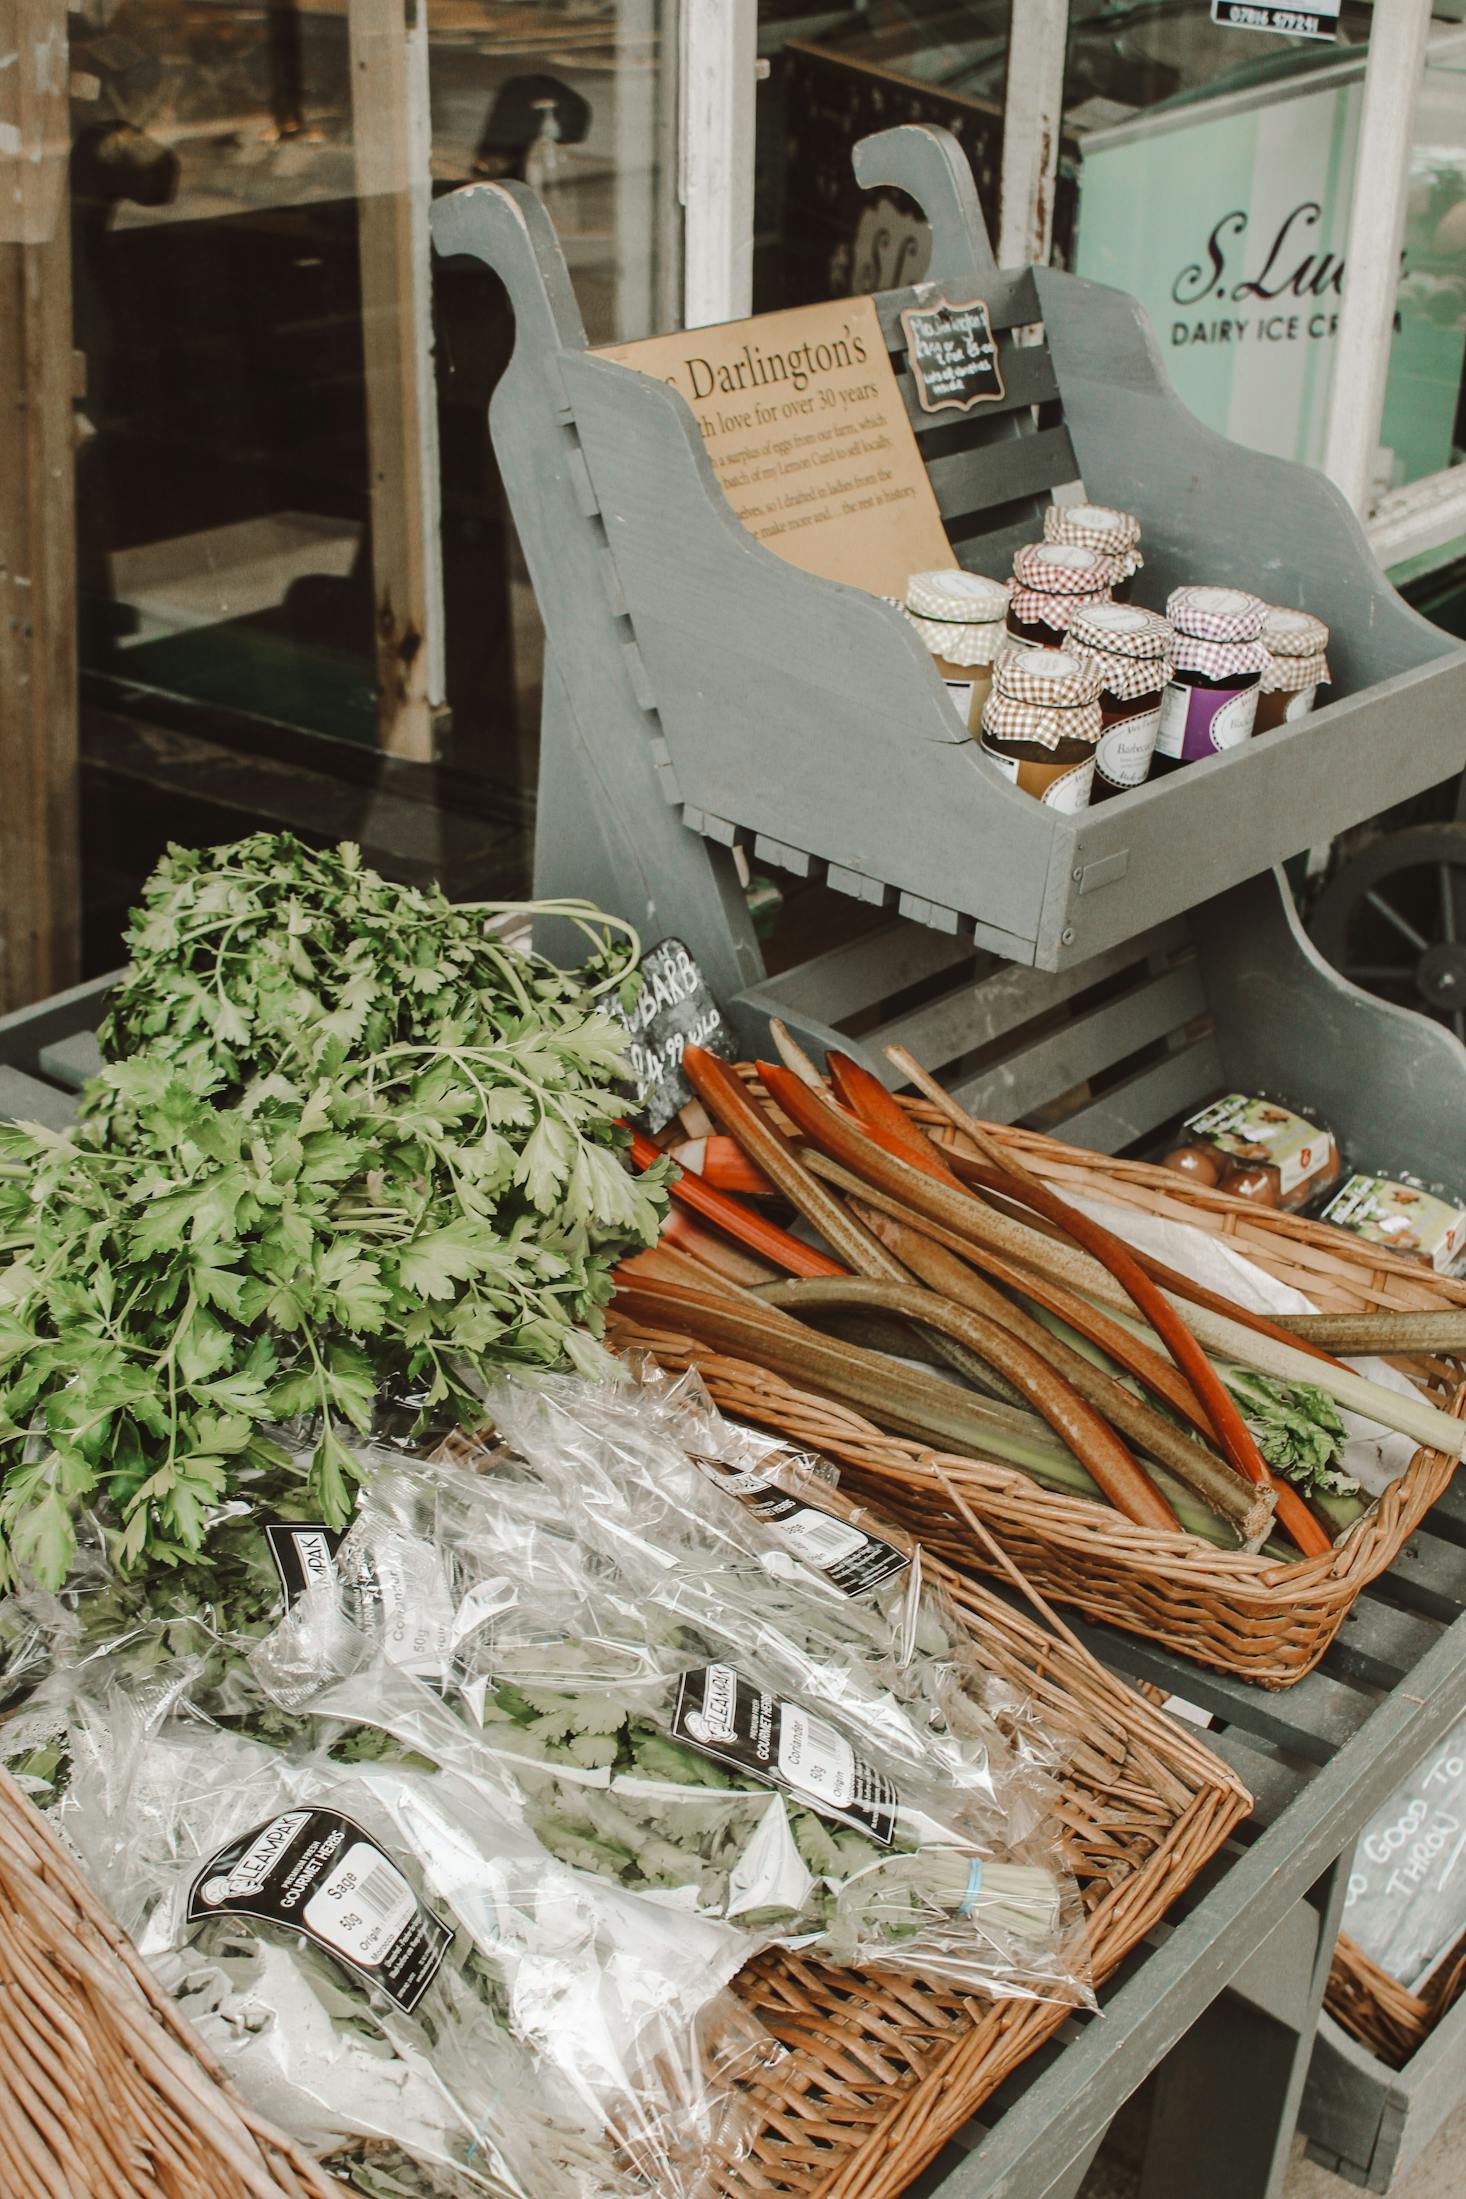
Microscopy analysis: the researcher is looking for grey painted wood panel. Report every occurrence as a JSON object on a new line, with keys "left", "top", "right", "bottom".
{"left": 925, "top": 423, "right": 1080, "bottom": 523}
{"left": 0, "top": 1066, "right": 81, "bottom": 1131}
{"left": 969, "top": 961, "right": 1207, "bottom": 1127}
{"left": 873, "top": 922, "right": 1188, "bottom": 1071}
{"left": 1033, "top": 1033, "right": 1221, "bottom": 1153}
{"left": 37, "top": 1029, "right": 102, "bottom": 1090}
{"left": 740, "top": 920, "right": 977, "bottom": 1026}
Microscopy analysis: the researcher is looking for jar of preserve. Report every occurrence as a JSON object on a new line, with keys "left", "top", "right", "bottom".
{"left": 1066, "top": 602, "right": 1175, "bottom": 801}
{"left": 1255, "top": 607, "right": 1331, "bottom": 734}
{"left": 904, "top": 569, "right": 1011, "bottom": 731}
{"left": 1005, "top": 542, "right": 1115, "bottom": 651}
{"left": 1044, "top": 503, "right": 1143, "bottom": 599}
{"left": 979, "top": 647, "right": 1103, "bottom": 810}
{"left": 1152, "top": 586, "right": 1270, "bottom": 775}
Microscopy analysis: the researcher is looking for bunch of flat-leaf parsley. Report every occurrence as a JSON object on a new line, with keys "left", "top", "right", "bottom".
{"left": 0, "top": 836, "right": 666, "bottom": 1589}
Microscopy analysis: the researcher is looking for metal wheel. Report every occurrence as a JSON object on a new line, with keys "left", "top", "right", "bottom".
{"left": 1311, "top": 823, "right": 1466, "bottom": 1039}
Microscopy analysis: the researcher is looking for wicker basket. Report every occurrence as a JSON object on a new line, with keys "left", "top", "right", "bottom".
{"left": 1325, "top": 1927, "right": 1466, "bottom": 2072}
{"left": 0, "top": 1500, "right": 1249, "bottom": 2199}
{"left": 612, "top": 1097, "right": 1466, "bottom": 1690}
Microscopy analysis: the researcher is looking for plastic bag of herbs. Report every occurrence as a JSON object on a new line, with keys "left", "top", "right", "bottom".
{"left": 12, "top": 1645, "right": 776, "bottom": 2199}
{"left": 250, "top": 1394, "right": 1088, "bottom": 2004}
{"left": 487, "top": 1360, "right": 1070, "bottom": 1794}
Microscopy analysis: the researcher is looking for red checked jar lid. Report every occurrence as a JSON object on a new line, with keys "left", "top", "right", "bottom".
{"left": 1006, "top": 542, "right": 1116, "bottom": 648}
{"left": 1044, "top": 502, "right": 1143, "bottom": 584}
{"left": 1165, "top": 585, "right": 1270, "bottom": 674}
{"left": 1066, "top": 604, "right": 1175, "bottom": 802}
{"left": 1066, "top": 603, "right": 1175, "bottom": 699}
{"left": 980, "top": 648, "right": 1103, "bottom": 812}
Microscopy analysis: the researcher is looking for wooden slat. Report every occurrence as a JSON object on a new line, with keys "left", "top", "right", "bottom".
{"left": 948, "top": 961, "right": 1205, "bottom": 1127}
{"left": 0, "top": 1065, "right": 81, "bottom": 1131}
{"left": 1321, "top": 1594, "right": 1440, "bottom": 1691}
{"left": 873, "top": 921, "right": 1190, "bottom": 1074}
{"left": 348, "top": 0, "right": 446, "bottom": 759}
{"left": 1070, "top": 1617, "right": 1376, "bottom": 1764}
{"left": 955, "top": 504, "right": 1066, "bottom": 583}
{"left": 1372, "top": 1529, "right": 1466, "bottom": 1623}
{"left": 1200, "top": 1730, "right": 1305, "bottom": 1830}
{"left": 926, "top": 423, "right": 1080, "bottom": 527}
{"left": 0, "top": 0, "right": 80, "bottom": 1009}
{"left": 1041, "top": 1033, "right": 1223, "bottom": 1154}
{"left": 741, "top": 921, "right": 978, "bottom": 1028}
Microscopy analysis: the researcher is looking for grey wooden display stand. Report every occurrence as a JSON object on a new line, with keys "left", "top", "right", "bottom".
{"left": 1303, "top": 1995, "right": 1466, "bottom": 2189}
{"left": 11, "top": 982, "right": 1466, "bottom": 2199}
{"left": 429, "top": 123, "right": 1466, "bottom": 1183}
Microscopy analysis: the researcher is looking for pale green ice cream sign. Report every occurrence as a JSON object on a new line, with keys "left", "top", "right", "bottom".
{"left": 1074, "top": 49, "right": 1466, "bottom": 490}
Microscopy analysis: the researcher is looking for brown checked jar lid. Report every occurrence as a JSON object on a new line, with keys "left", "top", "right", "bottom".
{"left": 983, "top": 649, "right": 1104, "bottom": 749}
{"left": 1067, "top": 603, "right": 1176, "bottom": 700}
{"left": 1259, "top": 606, "right": 1332, "bottom": 694}
{"left": 991, "top": 645, "right": 1105, "bottom": 709}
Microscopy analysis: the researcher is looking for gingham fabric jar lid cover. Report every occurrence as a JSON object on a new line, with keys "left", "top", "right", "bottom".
{"left": 1012, "top": 541, "right": 1116, "bottom": 593}
{"left": 981, "top": 688, "right": 1103, "bottom": 751}
{"left": 1066, "top": 602, "right": 1173, "bottom": 660}
{"left": 992, "top": 645, "right": 1105, "bottom": 707}
{"left": 1260, "top": 607, "right": 1332, "bottom": 694}
{"left": 1261, "top": 606, "right": 1330, "bottom": 656}
{"left": 905, "top": 569, "right": 1011, "bottom": 623}
{"left": 905, "top": 570, "right": 1011, "bottom": 668}
{"left": 1165, "top": 584, "right": 1271, "bottom": 679}
{"left": 1044, "top": 502, "right": 1143, "bottom": 573}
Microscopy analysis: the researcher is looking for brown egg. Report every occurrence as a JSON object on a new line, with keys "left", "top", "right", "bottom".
{"left": 1162, "top": 1143, "right": 1222, "bottom": 1186}
{"left": 1225, "top": 1163, "right": 1282, "bottom": 1206}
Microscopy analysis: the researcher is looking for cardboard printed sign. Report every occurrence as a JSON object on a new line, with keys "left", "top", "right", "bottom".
{"left": 900, "top": 295, "right": 1006, "bottom": 415}
{"left": 598, "top": 293, "right": 953, "bottom": 597}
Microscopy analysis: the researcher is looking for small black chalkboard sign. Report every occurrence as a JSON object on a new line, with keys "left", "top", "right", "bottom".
{"left": 616, "top": 936, "right": 737, "bottom": 1133}
{"left": 900, "top": 295, "right": 1005, "bottom": 416}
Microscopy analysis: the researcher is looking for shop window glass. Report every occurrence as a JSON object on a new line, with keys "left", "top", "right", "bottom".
{"left": 68, "top": 0, "right": 679, "bottom": 970}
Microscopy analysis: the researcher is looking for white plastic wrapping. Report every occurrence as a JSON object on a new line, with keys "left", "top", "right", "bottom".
{"left": 253, "top": 1370, "right": 1089, "bottom": 2004}
{"left": 26, "top": 1656, "right": 772, "bottom": 2199}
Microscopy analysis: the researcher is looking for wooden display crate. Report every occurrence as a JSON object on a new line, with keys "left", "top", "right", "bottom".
{"left": 427, "top": 121, "right": 1466, "bottom": 1191}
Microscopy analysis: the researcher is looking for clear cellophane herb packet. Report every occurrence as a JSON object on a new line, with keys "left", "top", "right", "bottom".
{"left": 253, "top": 1371, "right": 1089, "bottom": 2005}
{"left": 15, "top": 1652, "right": 773, "bottom": 2199}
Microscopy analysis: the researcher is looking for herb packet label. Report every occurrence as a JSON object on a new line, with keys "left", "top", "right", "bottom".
{"left": 188, "top": 1808, "right": 452, "bottom": 2013}
{"left": 264, "top": 1521, "right": 344, "bottom": 1606}
{"left": 339, "top": 1527, "right": 456, "bottom": 1677}
{"left": 755, "top": 1490, "right": 907, "bottom": 1596}
{"left": 673, "top": 1664, "right": 898, "bottom": 1845}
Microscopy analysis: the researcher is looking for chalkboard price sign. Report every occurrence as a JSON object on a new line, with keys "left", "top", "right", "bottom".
{"left": 616, "top": 937, "right": 737, "bottom": 1132}
{"left": 900, "top": 296, "right": 1005, "bottom": 416}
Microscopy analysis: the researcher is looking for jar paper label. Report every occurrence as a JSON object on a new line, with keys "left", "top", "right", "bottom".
{"left": 1096, "top": 704, "right": 1161, "bottom": 788}
{"left": 672, "top": 1664, "right": 898, "bottom": 1844}
{"left": 1040, "top": 757, "right": 1095, "bottom": 811}
{"left": 187, "top": 1808, "right": 453, "bottom": 2012}
{"left": 1206, "top": 687, "right": 1259, "bottom": 752}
